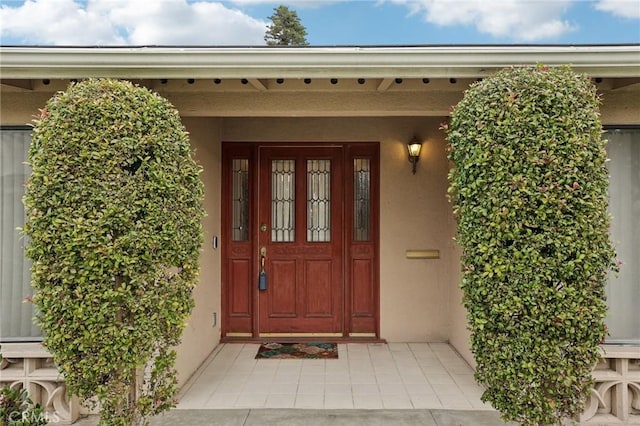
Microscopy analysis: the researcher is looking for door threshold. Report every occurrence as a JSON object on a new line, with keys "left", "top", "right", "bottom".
{"left": 221, "top": 335, "right": 386, "bottom": 344}
{"left": 260, "top": 333, "right": 343, "bottom": 338}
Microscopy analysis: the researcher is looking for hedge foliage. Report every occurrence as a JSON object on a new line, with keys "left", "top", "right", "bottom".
{"left": 446, "top": 66, "right": 616, "bottom": 425}
{"left": 0, "top": 370, "right": 47, "bottom": 426}
{"left": 24, "top": 79, "right": 204, "bottom": 425}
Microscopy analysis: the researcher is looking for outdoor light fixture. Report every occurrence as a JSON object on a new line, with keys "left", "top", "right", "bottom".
{"left": 407, "top": 137, "right": 423, "bottom": 175}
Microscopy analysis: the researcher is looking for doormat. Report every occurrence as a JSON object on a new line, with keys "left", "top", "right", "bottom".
{"left": 255, "top": 342, "right": 338, "bottom": 359}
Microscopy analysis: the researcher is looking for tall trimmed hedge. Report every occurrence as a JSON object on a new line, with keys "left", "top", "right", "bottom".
{"left": 24, "top": 79, "right": 204, "bottom": 425}
{"left": 446, "top": 66, "right": 616, "bottom": 425}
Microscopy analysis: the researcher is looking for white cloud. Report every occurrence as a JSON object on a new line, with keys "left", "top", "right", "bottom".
{"left": 0, "top": 0, "right": 268, "bottom": 45}
{"left": 390, "top": 0, "right": 576, "bottom": 41}
{"left": 0, "top": 0, "right": 124, "bottom": 45}
{"left": 595, "top": 0, "right": 640, "bottom": 19}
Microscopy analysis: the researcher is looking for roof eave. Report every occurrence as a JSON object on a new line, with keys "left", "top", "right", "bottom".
{"left": 1, "top": 45, "right": 639, "bottom": 79}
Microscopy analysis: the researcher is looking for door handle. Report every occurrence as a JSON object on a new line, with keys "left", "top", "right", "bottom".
{"left": 259, "top": 246, "right": 267, "bottom": 291}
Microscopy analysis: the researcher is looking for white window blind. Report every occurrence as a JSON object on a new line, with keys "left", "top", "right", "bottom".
{"left": 1, "top": 128, "right": 40, "bottom": 341}
{"left": 606, "top": 128, "right": 640, "bottom": 344}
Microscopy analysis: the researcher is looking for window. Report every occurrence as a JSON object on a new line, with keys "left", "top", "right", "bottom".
{"left": 606, "top": 127, "right": 640, "bottom": 344}
{"left": 307, "top": 159, "right": 331, "bottom": 242}
{"left": 231, "top": 159, "right": 249, "bottom": 241}
{"left": 271, "top": 159, "right": 295, "bottom": 242}
{"left": 1, "top": 127, "right": 40, "bottom": 342}
{"left": 353, "top": 158, "right": 371, "bottom": 241}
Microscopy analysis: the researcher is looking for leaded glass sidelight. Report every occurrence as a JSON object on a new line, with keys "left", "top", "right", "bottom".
{"left": 272, "top": 160, "right": 295, "bottom": 242}
{"left": 307, "top": 160, "right": 331, "bottom": 242}
{"left": 354, "top": 158, "right": 371, "bottom": 241}
{"left": 231, "top": 159, "right": 249, "bottom": 241}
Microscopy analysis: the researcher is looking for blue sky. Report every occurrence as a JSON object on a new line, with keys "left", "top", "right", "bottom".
{"left": 1, "top": 0, "right": 639, "bottom": 46}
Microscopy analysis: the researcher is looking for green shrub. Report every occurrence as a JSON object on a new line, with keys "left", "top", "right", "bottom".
{"left": 445, "top": 66, "right": 616, "bottom": 425}
{"left": 0, "top": 385, "right": 47, "bottom": 426}
{"left": 23, "top": 79, "right": 204, "bottom": 425}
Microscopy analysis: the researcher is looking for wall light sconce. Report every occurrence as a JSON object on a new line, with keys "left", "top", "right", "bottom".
{"left": 407, "top": 137, "right": 423, "bottom": 175}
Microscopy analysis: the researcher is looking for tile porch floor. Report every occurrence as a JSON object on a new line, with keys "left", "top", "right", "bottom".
{"left": 177, "top": 343, "right": 494, "bottom": 411}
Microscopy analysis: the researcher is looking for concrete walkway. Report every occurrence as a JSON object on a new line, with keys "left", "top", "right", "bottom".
{"left": 74, "top": 344, "right": 515, "bottom": 424}
{"left": 178, "top": 343, "right": 491, "bottom": 410}
{"left": 74, "top": 408, "right": 512, "bottom": 425}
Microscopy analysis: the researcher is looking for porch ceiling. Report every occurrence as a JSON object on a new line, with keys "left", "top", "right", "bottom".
{"left": 1, "top": 76, "right": 637, "bottom": 118}
{"left": 1, "top": 45, "right": 639, "bottom": 80}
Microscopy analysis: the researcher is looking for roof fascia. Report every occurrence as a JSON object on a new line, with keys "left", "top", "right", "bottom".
{"left": 1, "top": 45, "right": 639, "bottom": 79}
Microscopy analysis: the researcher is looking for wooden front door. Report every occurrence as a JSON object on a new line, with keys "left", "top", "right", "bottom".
{"left": 222, "top": 142, "right": 379, "bottom": 339}
{"left": 258, "top": 146, "right": 343, "bottom": 334}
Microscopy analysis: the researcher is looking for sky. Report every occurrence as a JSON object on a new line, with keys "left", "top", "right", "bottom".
{"left": 0, "top": 0, "right": 639, "bottom": 46}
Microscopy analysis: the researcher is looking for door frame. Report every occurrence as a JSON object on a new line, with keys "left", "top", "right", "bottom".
{"left": 221, "top": 141, "right": 380, "bottom": 340}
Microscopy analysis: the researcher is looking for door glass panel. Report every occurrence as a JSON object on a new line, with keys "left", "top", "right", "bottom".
{"left": 307, "top": 160, "right": 331, "bottom": 242}
{"left": 354, "top": 158, "right": 371, "bottom": 241}
{"left": 232, "top": 159, "right": 249, "bottom": 241}
{"left": 272, "top": 159, "right": 295, "bottom": 242}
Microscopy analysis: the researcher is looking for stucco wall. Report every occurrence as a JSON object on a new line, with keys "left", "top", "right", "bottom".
{"left": 221, "top": 116, "right": 454, "bottom": 343}
{"left": 0, "top": 92, "right": 52, "bottom": 125}
{"left": 600, "top": 89, "right": 640, "bottom": 125}
{"left": 174, "top": 117, "right": 223, "bottom": 387}
{"left": 448, "top": 244, "right": 475, "bottom": 368}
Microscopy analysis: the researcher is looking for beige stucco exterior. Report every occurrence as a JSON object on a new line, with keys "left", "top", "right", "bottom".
{"left": 174, "top": 117, "right": 223, "bottom": 386}
{"left": 1, "top": 46, "right": 639, "bottom": 396}
{"left": 175, "top": 115, "right": 461, "bottom": 384}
